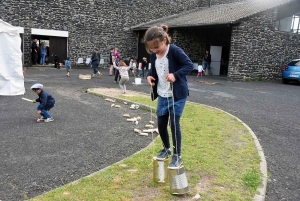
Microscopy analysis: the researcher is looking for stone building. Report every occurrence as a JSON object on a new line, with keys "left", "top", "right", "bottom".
{"left": 132, "top": 0, "right": 300, "bottom": 80}
{"left": 0, "top": 0, "right": 299, "bottom": 80}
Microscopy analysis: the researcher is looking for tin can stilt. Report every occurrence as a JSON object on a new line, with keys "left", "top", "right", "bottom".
{"left": 168, "top": 165, "right": 189, "bottom": 194}
{"left": 153, "top": 157, "right": 170, "bottom": 183}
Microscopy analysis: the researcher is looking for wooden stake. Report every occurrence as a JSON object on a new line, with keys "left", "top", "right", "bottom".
{"left": 127, "top": 118, "right": 137, "bottom": 122}
{"left": 123, "top": 114, "right": 130, "bottom": 118}
{"left": 145, "top": 124, "right": 154, "bottom": 128}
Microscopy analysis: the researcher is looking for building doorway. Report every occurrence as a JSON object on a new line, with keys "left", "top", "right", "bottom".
{"left": 31, "top": 35, "right": 67, "bottom": 65}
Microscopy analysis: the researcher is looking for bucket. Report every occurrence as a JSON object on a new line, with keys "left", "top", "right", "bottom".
{"left": 168, "top": 165, "right": 189, "bottom": 194}
{"left": 153, "top": 157, "right": 169, "bottom": 183}
{"left": 135, "top": 78, "right": 142, "bottom": 85}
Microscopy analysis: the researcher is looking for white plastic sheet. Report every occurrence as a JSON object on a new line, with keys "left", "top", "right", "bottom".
{"left": 0, "top": 19, "right": 25, "bottom": 95}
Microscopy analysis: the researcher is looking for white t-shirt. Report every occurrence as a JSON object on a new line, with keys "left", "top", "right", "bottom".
{"left": 198, "top": 65, "right": 203, "bottom": 72}
{"left": 155, "top": 45, "right": 172, "bottom": 98}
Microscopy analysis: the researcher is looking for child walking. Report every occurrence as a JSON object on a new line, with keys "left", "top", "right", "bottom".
{"left": 146, "top": 25, "right": 193, "bottom": 169}
{"left": 52, "top": 53, "right": 60, "bottom": 69}
{"left": 129, "top": 58, "right": 137, "bottom": 76}
{"left": 30, "top": 83, "right": 56, "bottom": 122}
{"left": 65, "top": 57, "right": 71, "bottom": 77}
{"left": 197, "top": 62, "right": 203, "bottom": 77}
{"left": 114, "top": 61, "right": 131, "bottom": 94}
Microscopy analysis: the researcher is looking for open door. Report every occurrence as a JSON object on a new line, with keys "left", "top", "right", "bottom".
{"left": 210, "top": 46, "right": 222, "bottom": 75}
{"left": 49, "top": 36, "right": 67, "bottom": 63}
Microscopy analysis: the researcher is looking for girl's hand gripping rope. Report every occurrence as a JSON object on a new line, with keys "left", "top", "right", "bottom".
{"left": 147, "top": 76, "right": 156, "bottom": 86}
{"left": 166, "top": 73, "right": 176, "bottom": 83}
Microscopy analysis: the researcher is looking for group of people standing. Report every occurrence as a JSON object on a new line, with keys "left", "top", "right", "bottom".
{"left": 31, "top": 39, "right": 48, "bottom": 65}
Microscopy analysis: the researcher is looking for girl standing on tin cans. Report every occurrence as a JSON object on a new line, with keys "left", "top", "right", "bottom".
{"left": 145, "top": 25, "right": 193, "bottom": 169}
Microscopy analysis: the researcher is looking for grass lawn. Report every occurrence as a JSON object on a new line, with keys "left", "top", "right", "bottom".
{"left": 31, "top": 93, "right": 262, "bottom": 201}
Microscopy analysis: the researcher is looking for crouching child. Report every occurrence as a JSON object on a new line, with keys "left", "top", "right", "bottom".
{"left": 30, "top": 83, "right": 56, "bottom": 122}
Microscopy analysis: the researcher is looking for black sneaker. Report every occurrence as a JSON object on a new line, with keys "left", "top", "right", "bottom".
{"left": 156, "top": 149, "right": 171, "bottom": 160}
{"left": 168, "top": 154, "right": 183, "bottom": 169}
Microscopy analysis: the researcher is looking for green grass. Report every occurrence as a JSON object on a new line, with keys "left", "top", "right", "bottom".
{"left": 31, "top": 95, "right": 262, "bottom": 201}
{"left": 242, "top": 168, "right": 263, "bottom": 193}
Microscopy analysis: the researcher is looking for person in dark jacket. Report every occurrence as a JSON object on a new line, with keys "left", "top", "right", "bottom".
{"left": 91, "top": 47, "right": 102, "bottom": 78}
{"left": 146, "top": 25, "right": 193, "bottom": 169}
{"left": 31, "top": 39, "right": 38, "bottom": 65}
{"left": 109, "top": 48, "right": 115, "bottom": 76}
{"left": 139, "top": 57, "right": 147, "bottom": 78}
{"left": 52, "top": 53, "right": 60, "bottom": 69}
{"left": 30, "top": 83, "right": 55, "bottom": 122}
{"left": 203, "top": 50, "right": 211, "bottom": 73}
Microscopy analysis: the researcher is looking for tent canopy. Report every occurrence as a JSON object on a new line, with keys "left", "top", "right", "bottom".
{"left": 0, "top": 19, "right": 24, "bottom": 96}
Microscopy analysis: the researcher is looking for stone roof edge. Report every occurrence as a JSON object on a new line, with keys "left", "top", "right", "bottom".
{"left": 130, "top": 6, "right": 208, "bottom": 31}
{"left": 130, "top": 0, "right": 295, "bottom": 31}
{"left": 236, "top": 0, "right": 295, "bottom": 22}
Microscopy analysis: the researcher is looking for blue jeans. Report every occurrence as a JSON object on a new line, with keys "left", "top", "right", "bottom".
{"left": 139, "top": 68, "right": 145, "bottom": 78}
{"left": 40, "top": 54, "right": 46, "bottom": 65}
{"left": 203, "top": 61, "right": 210, "bottom": 70}
{"left": 157, "top": 96, "right": 186, "bottom": 117}
{"left": 36, "top": 104, "right": 54, "bottom": 119}
{"left": 156, "top": 96, "right": 187, "bottom": 156}
{"left": 92, "top": 61, "right": 100, "bottom": 74}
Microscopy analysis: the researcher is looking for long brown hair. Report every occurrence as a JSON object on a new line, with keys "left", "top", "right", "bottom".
{"left": 144, "top": 25, "right": 171, "bottom": 53}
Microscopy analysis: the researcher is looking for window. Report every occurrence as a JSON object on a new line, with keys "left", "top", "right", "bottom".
{"left": 288, "top": 60, "right": 300, "bottom": 66}
{"left": 276, "top": 12, "right": 300, "bottom": 34}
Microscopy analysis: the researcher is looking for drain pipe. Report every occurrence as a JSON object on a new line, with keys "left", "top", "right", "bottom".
{"left": 209, "top": 0, "right": 212, "bottom": 7}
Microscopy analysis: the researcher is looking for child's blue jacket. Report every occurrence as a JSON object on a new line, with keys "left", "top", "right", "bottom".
{"left": 65, "top": 60, "right": 71, "bottom": 69}
{"left": 148, "top": 44, "right": 193, "bottom": 101}
{"left": 35, "top": 90, "right": 55, "bottom": 110}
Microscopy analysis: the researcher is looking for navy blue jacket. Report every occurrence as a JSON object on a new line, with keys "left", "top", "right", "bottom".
{"left": 148, "top": 44, "right": 193, "bottom": 101}
{"left": 35, "top": 90, "right": 55, "bottom": 110}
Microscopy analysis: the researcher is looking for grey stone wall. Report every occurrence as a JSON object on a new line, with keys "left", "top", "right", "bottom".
{"left": 229, "top": 9, "right": 300, "bottom": 80}
{"left": 172, "top": 29, "right": 206, "bottom": 62}
{"left": 0, "top": 0, "right": 205, "bottom": 65}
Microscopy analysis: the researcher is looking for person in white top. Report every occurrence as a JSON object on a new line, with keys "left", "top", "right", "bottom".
{"left": 145, "top": 25, "right": 194, "bottom": 169}
{"left": 114, "top": 60, "right": 131, "bottom": 94}
{"left": 197, "top": 62, "right": 204, "bottom": 77}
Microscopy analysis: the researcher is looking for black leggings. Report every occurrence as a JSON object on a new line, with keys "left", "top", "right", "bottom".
{"left": 114, "top": 70, "right": 120, "bottom": 82}
{"left": 157, "top": 113, "right": 182, "bottom": 156}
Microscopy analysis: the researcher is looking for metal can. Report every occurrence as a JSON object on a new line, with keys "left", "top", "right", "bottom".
{"left": 153, "top": 157, "right": 170, "bottom": 183}
{"left": 168, "top": 165, "right": 189, "bottom": 194}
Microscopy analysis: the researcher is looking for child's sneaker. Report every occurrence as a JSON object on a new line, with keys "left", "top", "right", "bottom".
{"left": 168, "top": 154, "right": 183, "bottom": 169}
{"left": 156, "top": 149, "right": 171, "bottom": 160}
{"left": 38, "top": 116, "right": 46, "bottom": 121}
{"left": 44, "top": 117, "right": 54, "bottom": 122}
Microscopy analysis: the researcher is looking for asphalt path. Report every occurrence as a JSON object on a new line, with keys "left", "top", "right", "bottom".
{"left": 130, "top": 72, "right": 300, "bottom": 201}
{"left": 1, "top": 67, "right": 299, "bottom": 200}
{"left": 0, "top": 68, "right": 158, "bottom": 200}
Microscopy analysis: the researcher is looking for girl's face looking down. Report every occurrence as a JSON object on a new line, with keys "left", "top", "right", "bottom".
{"left": 147, "top": 38, "right": 167, "bottom": 55}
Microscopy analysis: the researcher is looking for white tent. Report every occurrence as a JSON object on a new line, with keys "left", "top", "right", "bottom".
{"left": 0, "top": 19, "right": 25, "bottom": 95}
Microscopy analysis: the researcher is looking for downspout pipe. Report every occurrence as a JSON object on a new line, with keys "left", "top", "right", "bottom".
{"left": 209, "top": 0, "right": 212, "bottom": 7}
